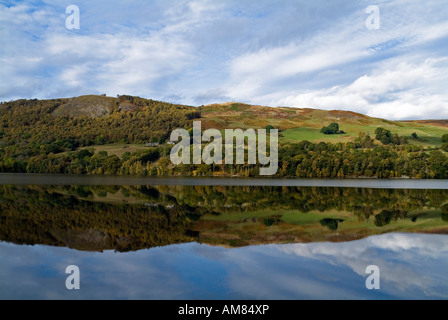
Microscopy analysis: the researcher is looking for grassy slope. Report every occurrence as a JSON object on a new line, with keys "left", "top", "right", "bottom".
{"left": 200, "top": 103, "right": 448, "bottom": 147}
{"left": 78, "top": 144, "right": 148, "bottom": 157}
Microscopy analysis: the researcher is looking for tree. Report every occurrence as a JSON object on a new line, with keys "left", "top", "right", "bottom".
{"left": 328, "top": 123, "right": 339, "bottom": 133}
{"left": 94, "top": 136, "right": 106, "bottom": 145}
{"left": 76, "top": 149, "right": 94, "bottom": 160}
{"left": 392, "top": 134, "right": 408, "bottom": 145}
{"left": 104, "top": 155, "right": 121, "bottom": 174}
{"left": 321, "top": 123, "right": 341, "bottom": 135}
{"left": 139, "top": 149, "right": 161, "bottom": 163}
{"left": 442, "top": 134, "right": 448, "bottom": 143}
{"left": 428, "top": 151, "right": 448, "bottom": 179}
{"left": 265, "top": 125, "right": 275, "bottom": 132}
{"left": 320, "top": 127, "right": 331, "bottom": 135}
{"left": 355, "top": 132, "right": 375, "bottom": 148}
{"left": 411, "top": 133, "right": 418, "bottom": 139}
{"left": 375, "top": 127, "right": 392, "bottom": 145}
{"left": 442, "top": 143, "right": 448, "bottom": 152}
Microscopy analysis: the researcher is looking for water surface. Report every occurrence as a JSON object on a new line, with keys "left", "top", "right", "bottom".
{"left": 1, "top": 173, "right": 448, "bottom": 189}
{"left": 1, "top": 233, "right": 447, "bottom": 300}
{"left": 0, "top": 175, "right": 447, "bottom": 299}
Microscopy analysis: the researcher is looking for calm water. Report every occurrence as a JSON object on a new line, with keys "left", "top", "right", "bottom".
{"left": 0, "top": 174, "right": 448, "bottom": 300}
{"left": 1, "top": 173, "right": 448, "bottom": 189}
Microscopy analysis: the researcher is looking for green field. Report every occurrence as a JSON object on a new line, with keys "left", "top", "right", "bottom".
{"left": 282, "top": 123, "right": 448, "bottom": 147}
{"left": 282, "top": 127, "right": 353, "bottom": 143}
{"left": 79, "top": 143, "right": 148, "bottom": 157}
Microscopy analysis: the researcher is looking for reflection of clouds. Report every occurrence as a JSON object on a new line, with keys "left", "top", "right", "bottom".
{"left": 277, "top": 234, "right": 448, "bottom": 298}
{"left": 0, "top": 243, "right": 194, "bottom": 300}
{"left": 366, "top": 233, "right": 448, "bottom": 252}
{"left": 1, "top": 233, "right": 447, "bottom": 300}
{"left": 219, "top": 245, "right": 369, "bottom": 300}
{"left": 191, "top": 243, "right": 228, "bottom": 261}
{"left": 225, "top": 262, "right": 360, "bottom": 300}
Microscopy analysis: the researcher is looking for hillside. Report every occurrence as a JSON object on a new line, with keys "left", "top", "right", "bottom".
{"left": 200, "top": 102, "right": 377, "bottom": 130}
{"left": 49, "top": 95, "right": 185, "bottom": 118}
{"left": 2, "top": 96, "right": 446, "bottom": 147}
{"left": 1, "top": 95, "right": 448, "bottom": 178}
{"left": 0, "top": 95, "right": 200, "bottom": 146}
{"left": 200, "top": 102, "right": 448, "bottom": 147}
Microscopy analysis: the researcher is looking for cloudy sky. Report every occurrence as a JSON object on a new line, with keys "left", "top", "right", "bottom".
{"left": 1, "top": 0, "right": 448, "bottom": 119}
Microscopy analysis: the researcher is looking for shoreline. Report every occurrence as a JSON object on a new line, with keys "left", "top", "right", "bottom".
{"left": 1, "top": 173, "right": 448, "bottom": 189}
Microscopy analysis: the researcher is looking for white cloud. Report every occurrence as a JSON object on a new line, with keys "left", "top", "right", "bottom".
{"left": 47, "top": 33, "right": 193, "bottom": 96}
{"left": 274, "top": 58, "right": 448, "bottom": 119}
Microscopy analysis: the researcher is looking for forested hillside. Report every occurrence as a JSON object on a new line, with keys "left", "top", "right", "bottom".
{"left": 0, "top": 95, "right": 200, "bottom": 173}
{"left": 1, "top": 95, "right": 448, "bottom": 178}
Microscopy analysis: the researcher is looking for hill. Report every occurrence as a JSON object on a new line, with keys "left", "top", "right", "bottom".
{"left": 1, "top": 95, "right": 448, "bottom": 178}
{"left": 2, "top": 96, "right": 446, "bottom": 148}
{"left": 200, "top": 102, "right": 448, "bottom": 147}
{"left": 0, "top": 95, "right": 200, "bottom": 146}
{"left": 200, "top": 102, "right": 377, "bottom": 130}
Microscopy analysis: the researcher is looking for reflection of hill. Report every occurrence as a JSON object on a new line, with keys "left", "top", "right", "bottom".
{"left": 0, "top": 186, "right": 198, "bottom": 252}
{"left": 0, "top": 185, "right": 447, "bottom": 251}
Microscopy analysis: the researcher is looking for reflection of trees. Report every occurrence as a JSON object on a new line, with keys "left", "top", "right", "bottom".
{"left": 1, "top": 185, "right": 447, "bottom": 250}
{"left": 374, "top": 210, "right": 408, "bottom": 227}
{"left": 374, "top": 210, "right": 393, "bottom": 227}
{"left": 442, "top": 205, "right": 448, "bottom": 222}
{"left": 0, "top": 186, "right": 199, "bottom": 252}
{"left": 320, "top": 219, "right": 344, "bottom": 231}
{"left": 154, "top": 185, "right": 448, "bottom": 219}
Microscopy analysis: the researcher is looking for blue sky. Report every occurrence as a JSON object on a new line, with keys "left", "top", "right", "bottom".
{"left": 1, "top": 0, "right": 448, "bottom": 119}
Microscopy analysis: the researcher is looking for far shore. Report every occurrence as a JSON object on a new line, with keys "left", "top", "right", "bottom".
{"left": 1, "top": 173, "right": 448, "bottom": 189}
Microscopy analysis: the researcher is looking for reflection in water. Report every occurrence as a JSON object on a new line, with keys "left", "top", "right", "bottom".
{"left": 0, "top": 233, "right": 447, "bottom": 300}
{"left": 1, "top": 184, "right": 448, "bottom": 300}
{"left": 0, "top": 185, "right": 448, "bottom": 251}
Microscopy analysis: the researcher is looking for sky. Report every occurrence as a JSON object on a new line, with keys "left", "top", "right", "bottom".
{"left": 1, "top": 0, "right": 448, "bottom": 120}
